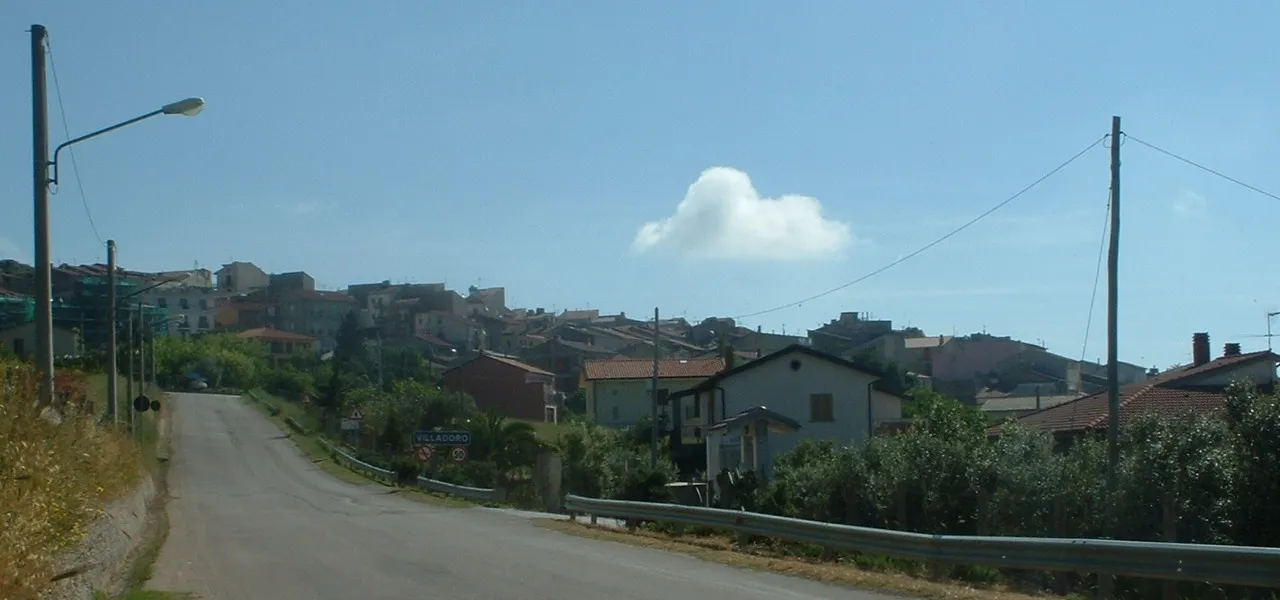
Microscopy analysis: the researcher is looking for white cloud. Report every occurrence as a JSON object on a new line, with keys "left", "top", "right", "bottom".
{"left": 1173, "top": 190, "right": 1208, "bottom": 219}
{"left": 632, "top": 167, "right": 852, "bottom": 261}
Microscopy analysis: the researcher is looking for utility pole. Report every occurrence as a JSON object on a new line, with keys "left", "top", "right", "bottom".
{"left": 132, "top": 302, "right": 141, "bottom": 433}
{"left": 149, "top": 323, "right": 156, "bottom": 393}
{"left": 1267, "top": 312, "right": 1279, "bottom": 352}
{"left": 1102, "top": 115, "right": 1122, "bottom": 600}
{"left": 650, "top": 307, "right": 660, "bottom": 468}
{"left": 126, "top": 307, "right": 134, "bottom": 425}
{"left": 107, "top": 240, "right": 118, "bottom": 425}
{"left": 140, "top": 309, "right": 147, "bottom": 397}
{"left": 31, "top": 25, "right": 55, "bottom": 408}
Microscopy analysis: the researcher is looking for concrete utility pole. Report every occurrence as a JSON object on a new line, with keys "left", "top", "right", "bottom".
{"left": 107, "top": 240, "right": 118, "bottom": 425}
{"left": 1102, "top": 115, "right": 1122, "bottom": 600}
{"left": 650, "top": 307, "right": 660, "bottom": 468}
{"left": 140, "top": 307, "right": 147, "bottom": 397}
{"left": 126, "top": 308, "right": 134, "bottom": 424}
{"left": 1106, "top": 116, "right": 1122, "bottom": 486}
{"left": 31, "top": 24, "right": 55, "bottom": 408}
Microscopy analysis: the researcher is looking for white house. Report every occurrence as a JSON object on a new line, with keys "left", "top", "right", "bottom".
{"left": 676, "top": 345, "right": 904, "bottom": 476}
{"left": 581, "top": 357, "right": 725, "bottom": 428}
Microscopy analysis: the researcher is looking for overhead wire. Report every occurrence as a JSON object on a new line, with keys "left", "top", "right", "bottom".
{"left": 730, "top": 134, "right": 1110, "bottom": 321}
{"left": 45, "top": 36, "right": 105, "bottom": 248}
{"left": 1125, "top": 134, "right": 1280, "bottom": 203}
{"left": 1079, "top": 190, "right": 1111, "bottom": 363}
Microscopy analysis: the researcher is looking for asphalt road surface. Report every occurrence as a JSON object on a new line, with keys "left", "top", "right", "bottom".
{"left": 148, "top": 393, "right": 895, "bottom": 600}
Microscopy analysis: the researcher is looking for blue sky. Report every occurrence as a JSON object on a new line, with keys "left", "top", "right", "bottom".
{"left": 4, "top": 2, "right": 1280, "bottom": 370}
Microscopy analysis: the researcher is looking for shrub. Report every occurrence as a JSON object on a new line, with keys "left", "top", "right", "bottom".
{"left": 0, "top": 360, "right": 142, "bottom": 600}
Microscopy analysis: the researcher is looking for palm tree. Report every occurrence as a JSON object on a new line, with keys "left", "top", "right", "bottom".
{"left": 470, "top": 410, "right": 540, "bottom": 476}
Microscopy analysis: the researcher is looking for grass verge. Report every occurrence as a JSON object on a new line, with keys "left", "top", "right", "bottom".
{"left": 1, "top": 363, "right": 144, "bottom": 600}
{"left": 107, "top": 392, "right": 180, "bottom": 600}
{"left": 241, "top": 390, "right": 475, "bottom": 508}
{"left": 535, "top": 519, "right": 1050, "bottom": 600}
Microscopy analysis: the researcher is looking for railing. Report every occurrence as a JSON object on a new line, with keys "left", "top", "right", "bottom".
{"left": 564, "top": 495, "right": 1280, "bottom": 591}
{"left": 417, "top": 476, "right": 498, "bottom": 502}
{"left": 245, "top": 391, "right": 279, "bottom": 416}
{"left": 315, "top": 438, "right": 499, "bottom": 502}
{"left": 317, "top": 437, "right": 395, "bottom": 482}
{"left": 283, "top": 416, "right": 307, "bottom": 435}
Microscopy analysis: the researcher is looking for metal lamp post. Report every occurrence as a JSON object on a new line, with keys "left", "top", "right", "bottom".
{"left": 32, "top": 23, "right": 204, "bottom": 407}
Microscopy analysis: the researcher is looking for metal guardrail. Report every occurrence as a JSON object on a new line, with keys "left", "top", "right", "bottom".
{"left": 314, "top": 438, "right": 498, "bottom": 502}
{"left": 317, "top": 438, "right": 395, "bottom": 483}
{"left": 283, "top": 416, "right": 307, "bottom": 435}
{"left": 564, "top": 495, "right": 1280, "bottom": 590}
{"left": 417, "top": 476, "right": 498, "bottom": 502}
{"left": 245, "top": 391, "right": 278, "bottom": 416}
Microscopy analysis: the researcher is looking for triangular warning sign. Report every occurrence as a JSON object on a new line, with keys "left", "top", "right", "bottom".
{"left": 349, "top": 408, "right": 364, "bottom": 420}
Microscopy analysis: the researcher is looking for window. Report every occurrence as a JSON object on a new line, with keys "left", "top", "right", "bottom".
{"left": 809, "top": 393, "right": 834, "bottom": 422}
{"left": 179, "top": 298, "right": 190, "bottom": 310}
{"left": 198, "top": 298, "right": 208, "bottom": 310}
{"left": 197, "top": 316, "right": 210, "bottom": 329}
{"left": 157, "top": 297, "right": 168, "bottom": 308}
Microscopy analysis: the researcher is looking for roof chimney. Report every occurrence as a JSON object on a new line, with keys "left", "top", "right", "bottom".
{"left": 1224, "top": 342, "right": 1242, "bottom": 357}
{"left": 1192, "top": 332, "right": 1211, "bottom": 366}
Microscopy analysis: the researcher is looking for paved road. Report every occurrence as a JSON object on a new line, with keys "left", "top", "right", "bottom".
{"left": 149, "top": 393, "right": 893, "bottom": 600}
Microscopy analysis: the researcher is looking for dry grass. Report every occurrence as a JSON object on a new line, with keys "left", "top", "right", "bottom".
{"left": 536, "top": 519, "right": 1051, "bottom": 600}
{"left": 1, "top": 360, "right": 144, "bottom": 600}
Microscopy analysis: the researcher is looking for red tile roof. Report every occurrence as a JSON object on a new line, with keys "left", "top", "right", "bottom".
{"left": 237, "top": 327, "right": 315, "bottom": 343}
{"left": 583, "top": 358, "right": 724, "bottom": 380}
{"left": 1011, "top": 351, "right": 1277, "bottom": 433}
{"left": 480, "top": 354, "right": 553, "bottom": 376}
{"left": 414, "top": 333, "right": 454, "bottom": 347}
{"left": 279, "top": 289, "right": 354, "bottom": 303}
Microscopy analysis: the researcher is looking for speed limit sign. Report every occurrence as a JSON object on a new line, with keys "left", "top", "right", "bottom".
{"left": 450, "top": 446, "right": 467, "bottom": 463}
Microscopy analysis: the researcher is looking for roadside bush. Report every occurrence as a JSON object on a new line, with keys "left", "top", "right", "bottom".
{"left": 0, "top": 360, "right": 142, "bottom": 600}
{"left": 753, "top": 385, "right": 1280, "bottom": 599}
{"left": 558, "top": 419, "right": 678, "bottom": 502}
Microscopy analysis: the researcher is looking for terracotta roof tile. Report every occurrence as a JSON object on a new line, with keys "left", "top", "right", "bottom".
{"left": 1010, "top": 350, "right": 1277, "bottom": 433}
{"left": 482, "top": 354, "right": 552, "bottom": 376}
{"left": 237, "top": 327, "right": 315, "bottom": 342}
{"left": 583, "top": 358, "right": 724, "bottom": 380}
{"left": 414, "top": 333, "right": 454, "bottom": 347}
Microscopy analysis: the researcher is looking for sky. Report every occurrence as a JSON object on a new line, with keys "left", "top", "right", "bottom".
{"left": 4, "top": 2, "right": 1280, "bottom": 370}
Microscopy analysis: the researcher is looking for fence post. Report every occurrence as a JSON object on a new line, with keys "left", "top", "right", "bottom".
{"left": 536, "top": 452, "right": 563, "bottom": 513}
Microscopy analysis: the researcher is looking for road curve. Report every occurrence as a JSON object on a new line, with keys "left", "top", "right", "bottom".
{"left": 148, "top": 393, "right": 893, "bottom": 600}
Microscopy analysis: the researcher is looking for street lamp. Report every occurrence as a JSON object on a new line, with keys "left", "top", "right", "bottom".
{"left": 31, "top": 23, "right": 205, "bottom": 407}
{"left": 49, "top": 97, "right": 206, "bottom": 185}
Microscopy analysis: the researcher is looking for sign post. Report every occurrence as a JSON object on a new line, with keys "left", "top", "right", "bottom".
{"left": 340, "top": 408, "right": 364, "bottom": 443}
{"left": 412, "top": 430, "right": 471, "bottom": 447}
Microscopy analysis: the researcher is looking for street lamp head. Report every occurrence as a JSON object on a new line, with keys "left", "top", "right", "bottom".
{"left": 161, "top": 97, "right": 205, "bottom": 117}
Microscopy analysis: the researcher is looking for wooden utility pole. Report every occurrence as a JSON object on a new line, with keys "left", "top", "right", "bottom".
{"left": 1102, "top": 115, "right": 1122, "bottom": 599}
{"left": 650, "top": 307, "right": 660, "bottom": 468}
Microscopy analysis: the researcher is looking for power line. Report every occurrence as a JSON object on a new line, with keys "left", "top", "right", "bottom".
{"left": 1125, "top": 134, "right": 1280, "bottom": 203}
{"left": 45, "top": 37, "right": 105, "bottom": 248}
{"left": 730, "top": 134, "right": 1110, "bottom": 321}
{"left": 1079, "top": 190, "right": 1111, "bottom": 363}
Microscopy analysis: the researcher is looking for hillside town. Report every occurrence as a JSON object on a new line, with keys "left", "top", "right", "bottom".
{"left": 4, "top": 257, "right": 1273, "bottom": 445}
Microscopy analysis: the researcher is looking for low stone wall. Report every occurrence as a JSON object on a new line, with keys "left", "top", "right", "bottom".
{"left": 40, "top": 474, "right": 158, "bottom": 600}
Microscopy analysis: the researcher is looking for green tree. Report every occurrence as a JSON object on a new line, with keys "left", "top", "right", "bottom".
{"left": 468, "top": 411, "right": 540, "bottom": 477}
